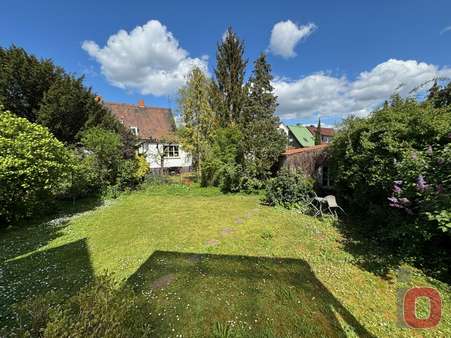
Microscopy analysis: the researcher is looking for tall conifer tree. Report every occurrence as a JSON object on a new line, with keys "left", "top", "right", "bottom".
{"left": 315, "top": 118, "right": 322, "bottom": 145}
{"left": 212, "top": 27, "right": 247, "bottom": 127}
{"left": 242, "top": 53, "right": 286, "bottom": 178}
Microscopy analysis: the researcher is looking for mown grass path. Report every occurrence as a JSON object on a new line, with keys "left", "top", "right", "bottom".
{"left": 1, "top": 184, "right": 449, "bottom": 337}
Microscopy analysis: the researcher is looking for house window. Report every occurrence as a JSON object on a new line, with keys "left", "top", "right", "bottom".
{"left": 130, "top": 126, "right": 139, "bottom": 136}
{"left": 140, "top": 142, "right": 149, "bottom": 153}
{"left": 322, "top": 136, "right": 331, "bottom": 143}
{"left": 163, "top": 145, "right": 179, "bottom": 158}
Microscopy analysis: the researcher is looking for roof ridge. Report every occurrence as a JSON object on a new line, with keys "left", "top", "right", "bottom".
{"left": 104, "top": 101, "right": 171, "bottom": 111}
{"left": 282, "top": 144, "right": 329, "bottom": 155}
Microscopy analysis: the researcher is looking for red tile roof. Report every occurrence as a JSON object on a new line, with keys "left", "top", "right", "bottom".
{"left": 105, "top": 102, "right": 175, "bottom": 141}
{"left": 282, "top": 144, "right": 329, "bottom": 156}
{"left": 307, "top": 126, "right": 335, "bottom": 137}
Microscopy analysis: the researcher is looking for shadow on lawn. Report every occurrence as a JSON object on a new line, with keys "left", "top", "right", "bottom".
{"left": 333, "top": 218, "right": 404, "bottom": 280}
{"left": 127, "top": 251, "right": 375, "bottom": 337}
{"left": 0, "top": 239, "right": 94, "bottom": 329}
{"left": 334, "top": 218, "right": 451, "bottom": 284}
{"left": 0, "top": 195, "right": 103, "bottom": 262}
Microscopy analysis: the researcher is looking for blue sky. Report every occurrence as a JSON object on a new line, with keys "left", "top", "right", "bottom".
{"left": 1, "top": 0, "right": 450, "bottom": 126}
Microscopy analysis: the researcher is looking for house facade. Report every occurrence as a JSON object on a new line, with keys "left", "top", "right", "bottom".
{"left": 306, "top": 125, "right": 335, "bottom": 143}
{"left": 105, "top": 100, "right": 192, "bottom": 174}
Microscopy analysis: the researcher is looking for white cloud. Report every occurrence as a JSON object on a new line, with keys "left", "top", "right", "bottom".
{"left": 273, "top": 59, "right": 451, "bottom": 120}
{"left": 269, "top": 20, "right": 316, "bottom": 58}
{"left": 274, "top": 73, "right": 350, "bottom": 119}
{"left": 82, "top": 20, "right": 208, "bottom": 96}
{"left": 440, "top": 26, "right": 451, "bottom": 35}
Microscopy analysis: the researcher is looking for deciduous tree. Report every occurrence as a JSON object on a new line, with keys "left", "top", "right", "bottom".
{"left": 178, "top": 67, "right": 216, "bottom": 176}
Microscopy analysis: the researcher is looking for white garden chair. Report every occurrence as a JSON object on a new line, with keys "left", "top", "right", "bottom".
{"left": 309, "top": 194, "right": 345, "bottom": 217}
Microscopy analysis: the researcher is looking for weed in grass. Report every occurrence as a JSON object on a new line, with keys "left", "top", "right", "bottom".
{"left": 277, "top": 286, "right": 297, "bottom": 304}
{"left": 260, "top": 230, "right": 273, "bottom": 241}
{"left": 213, "top": 322, "right": 235, "bottom": 338}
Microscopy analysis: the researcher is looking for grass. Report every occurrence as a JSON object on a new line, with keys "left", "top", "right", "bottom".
{"left": 1, "top": 183, "right": 450, "bottom": 337}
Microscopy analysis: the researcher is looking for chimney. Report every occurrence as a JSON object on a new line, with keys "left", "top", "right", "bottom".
{"left": 138, "top": 99, "right": 145, "bottom": 108}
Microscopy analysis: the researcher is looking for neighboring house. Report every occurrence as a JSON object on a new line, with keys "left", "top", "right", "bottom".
{"left": 105, "top": 100, "right": 192, "bottom": 174}
{"left": 278, "top": 123, "right": 289, "bottom": 138}
{"left": 279, "top": 123, "right": 335, "bottom": 146}
{"left": 306, "top": 125, "right": 335, "bottom": 144}
{"left": 279, "top": 123, "right": 315, "bottom": 148}
{"left": 278, "top": 122, "right": 334, "bottom": 188}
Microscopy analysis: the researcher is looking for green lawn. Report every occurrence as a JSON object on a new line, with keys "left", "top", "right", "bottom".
{"left": 1, "top": 183, "right": 450, "bottom": 337}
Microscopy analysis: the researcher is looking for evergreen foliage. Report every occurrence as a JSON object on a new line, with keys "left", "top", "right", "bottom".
{"left": 37, "top": 75, "right": 89, "bottom": 143}
{"left": 241, "top": 53, "right": 286, "bottom": 179}
{"left": 212, "top": 27, "right": 247, "bottom": 127}
{"left": 314, "top": 118, "right": 322, "bottom": 145}
{"left": 0, "top": 46, "right": 61, "bottom": 122}
{"left": 0, "top": 45, "right": 131, "bottom": 148}
{"left": 201, "top": 127, "right": 242, "bottom": 192}
{"left": 180, "top": 31, "right": 287, "bottom": 191}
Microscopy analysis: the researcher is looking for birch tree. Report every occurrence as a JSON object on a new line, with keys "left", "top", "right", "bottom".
{"left": 178, "top": 67, "right": 216, "bottom": 176}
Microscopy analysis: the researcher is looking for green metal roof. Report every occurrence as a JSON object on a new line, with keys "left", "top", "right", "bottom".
{"left": 287, "top": 125, "right": 315, "bottom": 147}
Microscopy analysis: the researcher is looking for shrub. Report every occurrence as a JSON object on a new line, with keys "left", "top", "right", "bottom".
{"left": 116, "top": 155, "right": 150, "bottom": 190}
{"left": 0, "top": 110, "right": 72, "bottom": 225}
{"left": 239, "top": 174, "right": 265, "bottom": 194}
{"left": 330, "top": 96, "right": 450, "bottom": 240}
{"left": 80, "top": 127, "right": 123, "bottom": 187}
{"left": 217, "top": 162, "right": 242, "bottom": 193}
{"left": 117, "top": 159, "right": 138, "bottom": 190}
{"left": 8, "top": 275, "right": 154, "bottom": 337}
{"left": 263, "top": 169, "right": 314, "bottom": 209}
{"left": 61, "top": 150, "right": 102, "bottom": 201}
{"left": 330, "top": 95, "right": 451, "bottom": 277}
{"left": 135, "top": 154, "right": 150, "bottom": 179}
{"left": 201, "top": 127, "right": 242, "bottom": 192}
{"left": 389, "top": 144, "right": 451, "bottom": 237}
{"left": 237, "top": 163, "right": 266, "bottom": 194}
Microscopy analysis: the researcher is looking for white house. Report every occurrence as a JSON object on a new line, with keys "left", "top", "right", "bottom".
{"left": 105, "top": 100, "right": 192, "bottom": 174}
{"left": 278, "top": 122, "right": 289, "bottom": 136}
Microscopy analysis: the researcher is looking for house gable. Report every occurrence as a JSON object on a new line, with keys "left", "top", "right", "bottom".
{"left": 105, "top": 101, "right": 175, "bottom": 141}
{"left": 104, "top": 100, "right": 192, "bottom": 172}
{"left": 287, "top": 125, "right": 315, "bottom": 147}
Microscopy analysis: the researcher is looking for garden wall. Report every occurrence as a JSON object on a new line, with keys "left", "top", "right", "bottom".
{"left": 279, "top": 144, "right": 330, "bottom": 182}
